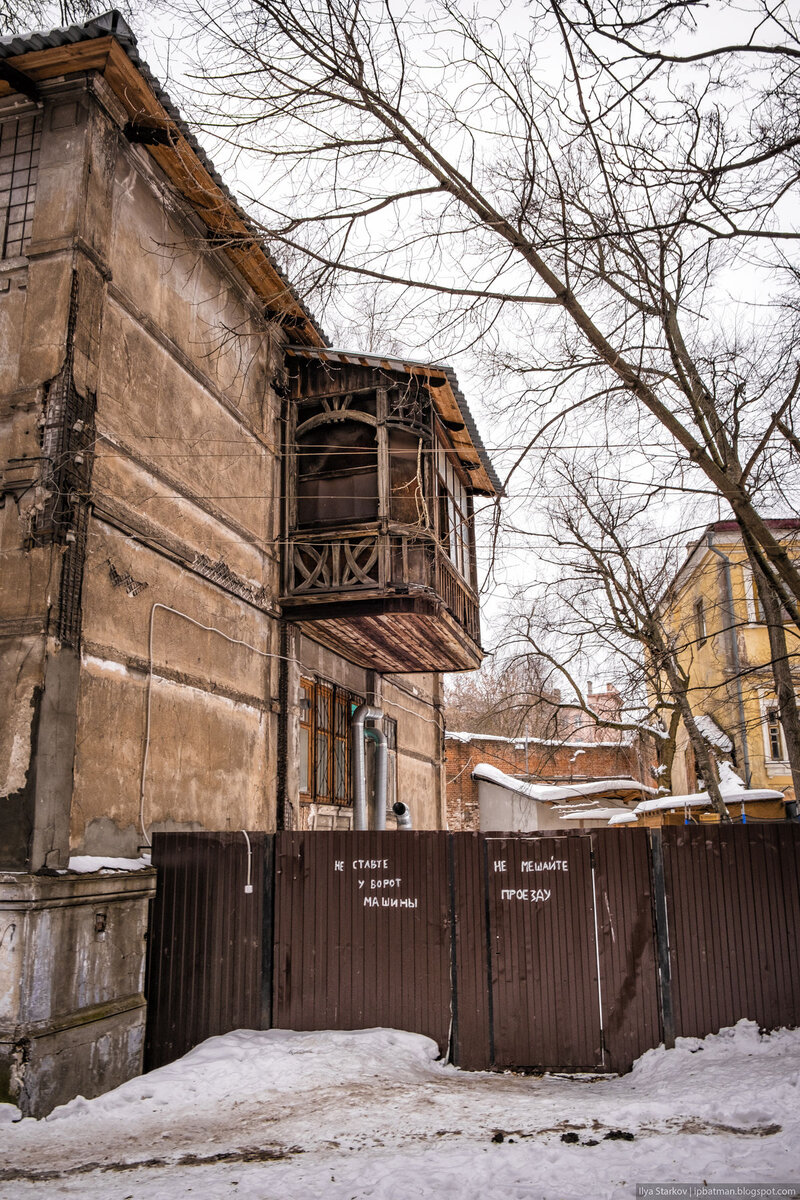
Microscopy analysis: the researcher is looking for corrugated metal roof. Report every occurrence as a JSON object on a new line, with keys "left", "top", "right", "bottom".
{"left": 0, "top": 10, "right": 328, "bottom": 345}
{"left": 285, "top": 344, "right": 503, "bottom": 496}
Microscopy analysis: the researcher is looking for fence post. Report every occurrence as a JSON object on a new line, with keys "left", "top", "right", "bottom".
{"left": 649, "top": 828, "right": 675, "bottom": 1049}
{"left": 446, "top": 834, "right": 459, "bottom": 1064}
{"left": 481, "top": 835, "right": 496, "bottom": 1067}
{"left": 261, "top": 833, "right": 275, "bottom": 1030}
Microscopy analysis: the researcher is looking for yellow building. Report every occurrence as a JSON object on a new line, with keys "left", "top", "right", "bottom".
{"left": 657, "top": 519, "right": 799, "bottom": 818}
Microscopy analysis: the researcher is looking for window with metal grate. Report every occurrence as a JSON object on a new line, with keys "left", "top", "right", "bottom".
{"left": 0, "top": 113, "right": 41, "bottom": 259}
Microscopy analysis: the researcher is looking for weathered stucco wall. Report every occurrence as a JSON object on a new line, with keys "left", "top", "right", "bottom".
{"left": 2, "top": 71, "right": 450, "bottom": 871}
{"left": 0, "top": 88, "right": 88, "bottom": 869}
{"left": 64, "top": 81, "right": 285, "bottom": 854}
{"left": 292, "top": 637, "right": 445, "bottom": 830}
{"left": 0, "top": 867, "right": 156, "bottom": 1117}
{"left": 382, "top": 672, "right": 445, "bottom": 829}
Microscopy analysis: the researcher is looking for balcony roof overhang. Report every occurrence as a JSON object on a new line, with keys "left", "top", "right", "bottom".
{"left": 285, "top": 344, "right": 501, "bottom": 497}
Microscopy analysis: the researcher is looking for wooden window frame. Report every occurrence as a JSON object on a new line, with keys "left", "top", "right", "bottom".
{"left": 299, "top": 676, "right": 364, "bottom": 806}
{"left": 765, "top": 707, "right": 786, "bottom": 763}
{"left": 435, "top": 436, "right": 475, "bottom": 588}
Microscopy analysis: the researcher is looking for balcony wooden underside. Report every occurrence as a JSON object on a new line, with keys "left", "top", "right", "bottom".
{"left": 281, "top": 593, "right": 483, "bottom": 673}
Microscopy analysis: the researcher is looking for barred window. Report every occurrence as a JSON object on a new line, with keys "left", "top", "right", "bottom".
{"left": 299, "top": 676, "right": 363, "bottom": 806}
{"left": 298, "top": 679, "right": 313, "bottom": 795}
{"left": 0, "top": 113, "right": 41, "bottom": 260}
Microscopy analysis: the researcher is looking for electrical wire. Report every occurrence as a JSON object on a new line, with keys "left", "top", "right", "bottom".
{"left": 139, "top": 602, "right": 297, "bottom": 846}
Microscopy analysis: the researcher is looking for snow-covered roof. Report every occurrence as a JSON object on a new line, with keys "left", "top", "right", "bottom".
{"left": 472, "top": 762, "right": 655, "bottom": 804}
{"left": 448, "top": 730, "right": 631, "bottom": 750}
{"left": 634, "top": 795, "right": 726, "bottom": 814}
{"left": 608, "top": 812, "right": 638, "bottom": 825}
{"left": 633, "top": 765, "right": 785, "bottom": 814}
{"left": 557, "top": 808, "right": 640, "bottom": 822}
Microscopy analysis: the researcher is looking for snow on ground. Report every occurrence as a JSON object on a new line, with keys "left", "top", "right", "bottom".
{"left": 1, "top": 1021, "right": 799, "bottom": 1199}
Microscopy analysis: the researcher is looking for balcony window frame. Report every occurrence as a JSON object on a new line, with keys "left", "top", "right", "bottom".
{"left": 434, "top": 433, "right": 476, "bottom": 590}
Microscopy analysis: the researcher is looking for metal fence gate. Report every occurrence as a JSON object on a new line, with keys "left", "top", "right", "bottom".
{"left": 145, "top": 824, "right": 800, "bottom": 1076}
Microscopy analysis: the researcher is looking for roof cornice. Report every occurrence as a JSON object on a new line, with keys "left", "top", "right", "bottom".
{"left": 0, "top": 21, "right": 326, "bottom": 345}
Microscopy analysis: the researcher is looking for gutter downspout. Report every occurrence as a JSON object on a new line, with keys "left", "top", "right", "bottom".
{"left": 393, "top": 801, "right": 413, "bottom": 829}
{"left": 365, "top": 726, "right": 388, "bottom": 831}
{"left": 707, "top": 533, "right": 752, "bottom": 786}
{"left": 352, "top": 703, "right": 385, "bottom": 830}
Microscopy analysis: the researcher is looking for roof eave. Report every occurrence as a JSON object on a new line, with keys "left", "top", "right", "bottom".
{"left": 0, "top": 24, "right": 327, "bottom": 346}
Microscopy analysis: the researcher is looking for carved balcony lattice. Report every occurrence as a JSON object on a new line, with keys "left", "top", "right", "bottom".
{"left": 292, "top": 536, "right": 381, "bottom": 594}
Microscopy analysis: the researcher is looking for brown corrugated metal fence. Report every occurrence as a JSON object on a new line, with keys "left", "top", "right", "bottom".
{"left": 144, "top": 825, "right": 800, "bottom": 1075}
{"left": 145, "top": 831, "right": 271, "bottom": 1071}
{"left": 662, "top": 823, "right": 800, "bottom": 1039}
{"left": 273, "top": 831, "right": 452, "bottom": 1054}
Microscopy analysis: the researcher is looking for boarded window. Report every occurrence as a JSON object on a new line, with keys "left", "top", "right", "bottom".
{"left": 0, "top": 113, "right": 41, "bottom": 259}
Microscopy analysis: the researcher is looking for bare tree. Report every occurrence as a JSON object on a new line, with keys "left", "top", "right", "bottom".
{"left": 509, "top": 456, "right": 741, "bottom": 815}
{"left": 444, "top": 655, "right": 560, "bottom": 739}
{"left": 173, "top": 0, "right": 800, "bottom": 617}
{"left": 157, "top": 0, "right": 800, "bottom": 792}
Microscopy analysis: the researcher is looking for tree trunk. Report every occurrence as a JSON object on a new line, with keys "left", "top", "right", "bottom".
{"left": 659, "top": 654, "right": 731, "bottom": 821}
{"left": 656, "top": 707, "right": 682, "bottom": 795}
{"left": 746, "top": 545, "right": 800, "bottom": 807}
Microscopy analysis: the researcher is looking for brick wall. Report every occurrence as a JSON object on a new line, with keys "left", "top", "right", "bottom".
{"left": 445, "top": 732, "right": 653, "bottom": 831}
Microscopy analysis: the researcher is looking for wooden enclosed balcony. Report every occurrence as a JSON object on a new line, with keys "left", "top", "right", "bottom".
{"left": 282, "top": 528, "right": 482, "bottom": 673}
{"left": 280, "top": 348, "right": 500, "bottom": 674}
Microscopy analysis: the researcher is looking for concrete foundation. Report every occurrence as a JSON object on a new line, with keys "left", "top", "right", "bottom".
{"left": 0, "top": 867, "right": 156, "bottom": 1117}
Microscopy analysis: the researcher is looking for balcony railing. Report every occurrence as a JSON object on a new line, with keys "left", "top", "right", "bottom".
{"left": 284, "top": 527, "right": 480, "bottom": 647}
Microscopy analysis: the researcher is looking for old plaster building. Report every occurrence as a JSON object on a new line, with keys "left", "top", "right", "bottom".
{"left": 0, "top": 13, "right": 498, "bottom": 1113}
{"left": 656, "top": 519, "right": 798, "bottom": 817}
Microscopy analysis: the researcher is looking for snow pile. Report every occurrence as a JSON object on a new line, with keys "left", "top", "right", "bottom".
{"left": 46, "top": 1027, "right": 440, "bottom": 1121}
{"left": 63, "top": 855, "right": 152, "bottom": 874}
{"left": 3, "top": 1021, "right": 799, "bottom": 1199}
